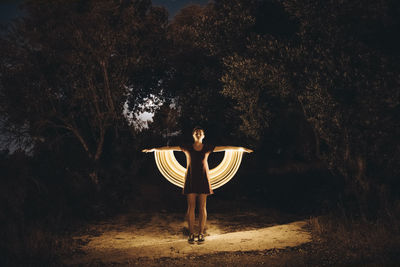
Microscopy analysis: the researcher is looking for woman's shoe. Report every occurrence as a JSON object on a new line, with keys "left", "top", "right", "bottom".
{"left": 188, "top": 233, "right": 195, "bottom": 244}
{"left": 197, "top": 233, "right": 205, "bottom": 243}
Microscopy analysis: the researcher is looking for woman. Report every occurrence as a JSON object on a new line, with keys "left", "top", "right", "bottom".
{"left": 142, "top": 127, "right": 253, "bottom": 243}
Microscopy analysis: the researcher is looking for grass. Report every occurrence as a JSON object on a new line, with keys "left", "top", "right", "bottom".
{"left": 0, "top": 222, "right": 76, "bottom": 266}
{"left": 306, "top": 207, "right": 400, "bottom": 266}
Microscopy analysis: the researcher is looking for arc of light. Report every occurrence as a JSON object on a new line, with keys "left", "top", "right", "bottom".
{"left": 154, "top": 150, "right": 244, "bottom": 190}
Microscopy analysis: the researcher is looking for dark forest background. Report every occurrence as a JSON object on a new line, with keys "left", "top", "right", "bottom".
{"left": 0, "top": 0, "right": 399, "bottom": 265}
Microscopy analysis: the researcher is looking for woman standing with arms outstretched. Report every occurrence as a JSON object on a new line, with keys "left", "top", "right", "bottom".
{"left": 142, "top": 127, "right": 253, "bottom": 243}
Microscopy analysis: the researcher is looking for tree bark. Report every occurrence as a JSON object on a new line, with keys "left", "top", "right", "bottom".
{"left": 100, "top": 60, "right": 117, "bottom": 119}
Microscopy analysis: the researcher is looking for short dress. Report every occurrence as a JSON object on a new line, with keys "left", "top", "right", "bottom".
{"left": 180, "top": 143, "right": 216, "bottom": 195}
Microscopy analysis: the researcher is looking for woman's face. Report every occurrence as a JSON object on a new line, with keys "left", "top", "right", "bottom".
{"left": 192, "top": 129, "right": 205, "bottom": 142}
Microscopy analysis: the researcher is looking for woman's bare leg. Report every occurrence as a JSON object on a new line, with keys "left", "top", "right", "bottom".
{"left": 186, "top": 193, "right": 196, "bottom": 234}
{"left": 198, "top": 194, "right": 207, "bottom": 234}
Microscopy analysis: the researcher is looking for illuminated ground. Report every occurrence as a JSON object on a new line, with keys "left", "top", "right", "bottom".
{"left": 66, "top": 211, "right": 311, "bottom": 265}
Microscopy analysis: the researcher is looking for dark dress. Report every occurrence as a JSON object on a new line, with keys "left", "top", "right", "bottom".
{"left": 180, "top": 143, "right": 215, "bottom": 195}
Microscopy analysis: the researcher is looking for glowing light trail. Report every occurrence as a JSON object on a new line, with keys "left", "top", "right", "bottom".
{"left": 154, "top": 150, "right": 244, "bottom": 189}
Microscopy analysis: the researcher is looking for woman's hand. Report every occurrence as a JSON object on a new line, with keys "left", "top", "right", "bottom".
{"left": 242, "top": 147, "right": 253, "bottom": 153}
{"left": 142, "top": 148, "right": 156, "bottom": 153}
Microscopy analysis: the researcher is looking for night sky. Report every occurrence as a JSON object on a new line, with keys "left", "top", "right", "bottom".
{"left": 0, "top": 0, "right": 210, "bottom": 23}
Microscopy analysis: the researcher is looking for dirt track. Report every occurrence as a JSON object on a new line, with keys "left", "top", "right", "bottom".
{"left": 65, "top": 211, "right": 311, "bottom": 265}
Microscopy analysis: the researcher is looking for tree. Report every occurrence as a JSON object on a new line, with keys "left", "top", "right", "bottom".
{"left": 221, "top": 0, "right": 400, "bottom": 215}
{"left": 166, "top": 3, "right": 243, "bottom": 143}
{"left": 147, "top": 102, "right": 179, "bottom": 141}
{"left": 0, "top": 0, "right": 170, "bottom": 186}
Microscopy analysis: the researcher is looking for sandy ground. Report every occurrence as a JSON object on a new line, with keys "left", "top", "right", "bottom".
{"left": 65, "top": 211, "right": 311, "bottom": 265}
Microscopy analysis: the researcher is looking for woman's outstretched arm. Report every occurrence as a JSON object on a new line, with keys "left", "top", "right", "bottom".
{"left": 213, "top": 146, "right": 253, "bottom": 153}
{"left": 142, "top": 146, "right": 182, "bottom": 153}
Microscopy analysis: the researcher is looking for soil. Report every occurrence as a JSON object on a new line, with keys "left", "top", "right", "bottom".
{"left": 64, "top": 209, "right": 313, "bottom": 266}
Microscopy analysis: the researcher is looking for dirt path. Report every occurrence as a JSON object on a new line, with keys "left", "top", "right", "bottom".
{"left": 65, "top": 211, "right": 311, "bottom": 265}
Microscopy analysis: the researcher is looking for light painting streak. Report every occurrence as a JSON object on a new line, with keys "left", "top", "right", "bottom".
{"left": 154, "top": 150, "right": 244, "bottom": 189}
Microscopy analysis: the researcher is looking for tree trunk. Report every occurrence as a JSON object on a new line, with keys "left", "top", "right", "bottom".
{"left": 89, "top": 170, "right": 99, "bottom": 185}
{"left": 89, "top": 167, "right": 101, "bottom": 192}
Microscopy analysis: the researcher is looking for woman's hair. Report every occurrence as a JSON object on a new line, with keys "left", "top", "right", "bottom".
{"left": 192, "top": 126, "right": 204, "bottom": 135}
